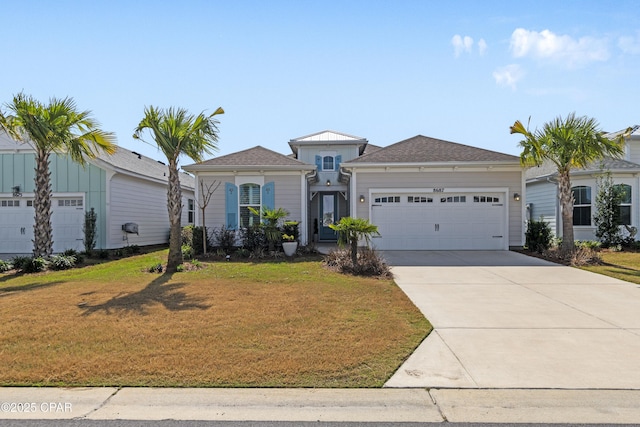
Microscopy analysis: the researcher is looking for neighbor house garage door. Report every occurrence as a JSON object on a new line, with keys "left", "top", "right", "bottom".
{"left": 0, "top": 197, "right": 85, "bottom": 254}
{"left": 370, "top": 191, "right": 506, "bottom": 250}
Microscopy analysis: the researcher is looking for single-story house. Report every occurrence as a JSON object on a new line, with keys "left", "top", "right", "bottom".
{"left": 183, "top": 130, "right": 525, "bottom": 250}
{"left": 0, "top": 131, "right": 195, "bottom": 254}
{"left": 525, "top": 125, "right": 640, "bottom": 242}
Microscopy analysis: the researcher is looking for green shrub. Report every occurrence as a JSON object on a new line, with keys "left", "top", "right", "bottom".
{"left": 97, "top": 249, "right": 110, "bottom": 259}
{"left": 182, "top": 244, "right": 194, "bottom": 260}
{"left": 241, "top": 224, "right": 267, "bottom": 251}
{"left": 123, "top": 245, "right": 140, "bottom": 255}
{"left": 235, "top": 248, "right": 250, "bottom": 258}
{"left": 83, "top": 207, "right": 98, "bottom": 255}
{"left": 176, "top": 264, "right": 185, "bottom": 272}
{"left": 63, "top": 249, "right": 84, "bottom": 264}
{"left": 181, "top": 225, "right": 194, "bottom": 247}
{"left": 11, "top": 256, "right": 31, "bottom": 271}
{"left": 148, "top": 263, "right": 163, "bottom": 273}
{"left": 525, "top": 218, "right": 553, "bottom": 253}
{"left": 0, "top": 260, "right": 13, "bottom": 272}
{"left": 21, "top": 257, "right": 48, "bottom": 273}
{"left": 49, "top": 255, "right": 77, "bottom": 270}
{"left": 211, "top": 226, "right": 236, "bottom": 252}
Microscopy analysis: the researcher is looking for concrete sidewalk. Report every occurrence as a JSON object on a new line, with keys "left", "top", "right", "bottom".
{"left": 1, "top": 387, "right": 640, "bottom": 423}
{"left": 384, "top": 250, "right": 640, "bottom": 389}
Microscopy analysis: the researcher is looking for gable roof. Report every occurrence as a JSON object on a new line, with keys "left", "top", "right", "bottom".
{"left": 183, "top": 145, "right": 315, "bottom": 172}
{"left": 290, "top": 130, "right": 366, "bottom": 143}
{"left": 344, "top": 135, "right": 519, "bottom": 165}
{"left": 605, "top": 125, "right": 640, "bottom": 140}
{"left": 93, "top": 147, "right": 195, "bottom": 189}
{"left": 288, "top": 130, "right": 369, "bottom": 155}
{"left": 525, "top": 157, "right": 640, "bottom": 181}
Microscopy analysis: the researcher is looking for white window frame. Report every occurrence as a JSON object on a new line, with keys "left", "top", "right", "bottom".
{"left": 572, "top": 185, "right": 592, "bottom": 226}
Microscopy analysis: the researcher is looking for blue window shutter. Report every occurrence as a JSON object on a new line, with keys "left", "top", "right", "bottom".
{"left": 263, "top": 181, "right": 275, "bottom": 210}
{"left": 225, "top": 182, "right": 238, "bottom": 230}
{"left": 315, "top": 155, "right": 322, "bottom": 170}
{"left": 335, "top": 155, "right": 342, "bottom": 170}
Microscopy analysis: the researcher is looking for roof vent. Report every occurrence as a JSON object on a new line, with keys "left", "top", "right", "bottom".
{"left": 131, "top": 151, "right": 141, "bottom": 159}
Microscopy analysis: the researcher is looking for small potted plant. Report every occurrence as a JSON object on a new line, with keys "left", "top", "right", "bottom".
{"left": 281, "top": 233, "right": 298, "bottom": 256}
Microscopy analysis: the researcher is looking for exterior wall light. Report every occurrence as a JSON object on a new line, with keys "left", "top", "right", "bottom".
{"left": 514, "top": 193, "right": 521, "bottom": 201}
{"left": 326, "top": 179, "right": 331, "bottom": 186}
{"left": 359, "top": 195, "right": 365, "bottom": 203}
{"left": 12, "top": 185, "right": 22, "bottom": 197}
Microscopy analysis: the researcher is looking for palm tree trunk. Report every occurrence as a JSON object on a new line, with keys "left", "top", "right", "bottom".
{"left": 33, "top": 150, "right": 53, "bottom": 258}
{"left": 350, "top": 237, "right": 358, "bottom": 267}
{"left": 166, "top": 160, "right": 183, "bottom": 272}
{"left": 558, "top": 169, "right": 575, "bottom": 252}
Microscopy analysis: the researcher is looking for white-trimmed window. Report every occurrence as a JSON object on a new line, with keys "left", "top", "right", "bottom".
{"left": 615, "top": 184, "right": 632, "bottom": 226}
{"left": 239, "top": 183, "right": 261, "bottom": 228}
{"left": 408, "top": 196, "right": 432, "bottom": 203}
{"left": 0, "top": 199, "right": 20, "bottom": 207}
{"left": 187, "top": 199, "right": 195, "bottom": 224}
{"left": 474, "top": 196, "right": 500, "bottom": 203}
{"left": 441, "top": 196, "right": 466, "bottom": 203}
{"left": 322, "top": 155, "right": 334, "bottom": 171}
{"left": 57, "top": 199, "right": 83, "bottom": 207}
{"left": 572, "top": 186, "right": 591, "bottom": 226}
{"left": 374, "top": 196, "right": 401, "bottom": 203}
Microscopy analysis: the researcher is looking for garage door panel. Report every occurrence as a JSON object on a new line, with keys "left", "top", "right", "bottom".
{"left": 371, "top": 192, "right": 506, "bottom": 251}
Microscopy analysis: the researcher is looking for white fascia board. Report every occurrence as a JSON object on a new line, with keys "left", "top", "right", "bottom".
{"left": 342, "top": 161, "right": 521, "bottom": 170}
{"left": 183, "top": 165, "right": 315, "bottom": 174}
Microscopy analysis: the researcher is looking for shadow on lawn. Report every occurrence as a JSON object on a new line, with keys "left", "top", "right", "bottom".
{"left": 0, "top": 281, "right": 65, "bottom": 297}
{"left": 80, "top": 272, "right": 211, "bottom": 316}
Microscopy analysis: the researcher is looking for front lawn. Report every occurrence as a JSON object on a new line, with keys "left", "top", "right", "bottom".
{"left": 0, "top": 250, "right": 430, "bottom": 388}
{"left": 581, "top": 250, "right": 640, "bottom": 284}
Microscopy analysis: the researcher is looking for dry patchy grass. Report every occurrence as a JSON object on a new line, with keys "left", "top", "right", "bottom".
{"left": 0, "top": 250, "right": 430, "bottom": 387}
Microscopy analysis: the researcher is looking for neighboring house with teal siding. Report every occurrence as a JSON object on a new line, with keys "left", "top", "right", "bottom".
{"left": 0, "top": 132, "right": 195, "bottom": 255}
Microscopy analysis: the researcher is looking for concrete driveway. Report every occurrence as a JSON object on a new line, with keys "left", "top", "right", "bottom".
{"left": 383, "top": 250, "right": 640, "bottom": 389}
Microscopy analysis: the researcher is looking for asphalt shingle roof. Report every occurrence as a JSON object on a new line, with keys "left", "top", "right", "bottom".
{"left": 345, "top": 135, "right": 519, "bottom": 164}
{"left": 525, "top": 157, "right": 640, "bottom": 180}
{"left": 188, "top": 145, "right": 313, "bottom": 168}
{"left": 96, "top": 146, "right": 195, "bottom": 189}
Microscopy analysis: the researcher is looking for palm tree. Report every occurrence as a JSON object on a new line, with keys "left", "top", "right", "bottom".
{"left": 510, "top": 113, "right": 626, "bottom": 251}
{"left": 329, "top": 217, "right": 380, "bottom": 267}
{"left": 0, "top": 93, "right": 116, "bottom": 257}
{"left": 134, "top": 106, "right": 223, "bottom": 272}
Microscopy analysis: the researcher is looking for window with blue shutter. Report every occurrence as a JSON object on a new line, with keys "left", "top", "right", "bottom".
{"left": 225, "top": 182, "right": 238, "bottom": 230}
{"left": 335, "top": 155, "right": 342, "bottom": 170}
{"left": 315, "top": 155, "right": 322, "bottom": 170}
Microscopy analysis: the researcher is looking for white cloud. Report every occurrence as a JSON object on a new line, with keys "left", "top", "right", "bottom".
{"left": 478, "top": 38, "right": 487, "bottom": 56}
{"left": 618, "top": 32, "right": 640, "bottom": 54}
{"left": 509, "top": 28, "right": 609, "bottom": 67}
{"left": 451, "top": 34, "right": 473, "bottom": 57}
{"left": 493, "top": 64, "right": 524, "bottom": 90}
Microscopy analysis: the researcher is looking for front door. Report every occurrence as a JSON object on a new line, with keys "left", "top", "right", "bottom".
{"left": 319, "top": 192, "right": 338, "bottom": 241}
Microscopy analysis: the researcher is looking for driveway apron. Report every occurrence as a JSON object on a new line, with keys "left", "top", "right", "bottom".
{"left": 383, "top": 250, "right": 640, "bottom": 389}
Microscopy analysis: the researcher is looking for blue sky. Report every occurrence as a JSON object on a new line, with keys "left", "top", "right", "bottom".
{"left": 2, "top": 0, "right": 640, "bottom": 164}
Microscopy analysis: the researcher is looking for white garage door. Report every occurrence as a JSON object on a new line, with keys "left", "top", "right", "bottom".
{"left": 371, "top": 192, "right": 506, "bottom": 250}
{"left": 0, "top": 197, "right": 85, "bottom": 254}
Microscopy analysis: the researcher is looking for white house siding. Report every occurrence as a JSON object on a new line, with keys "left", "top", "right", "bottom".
{"left": 526, "top": 180, "right": 558, "bottom": 235}
{"left": 566, "top": 175, "right": 638, "bottom": 242}
{"left": 352, "top": 168, "right": 524, "bottom": 248}
{"left": 108, "top": 174, "right": 195, "bottom": 248}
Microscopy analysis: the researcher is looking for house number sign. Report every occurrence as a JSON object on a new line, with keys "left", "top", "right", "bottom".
{"left": 432, "top": 188, "right": 445, "bottom": 193}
